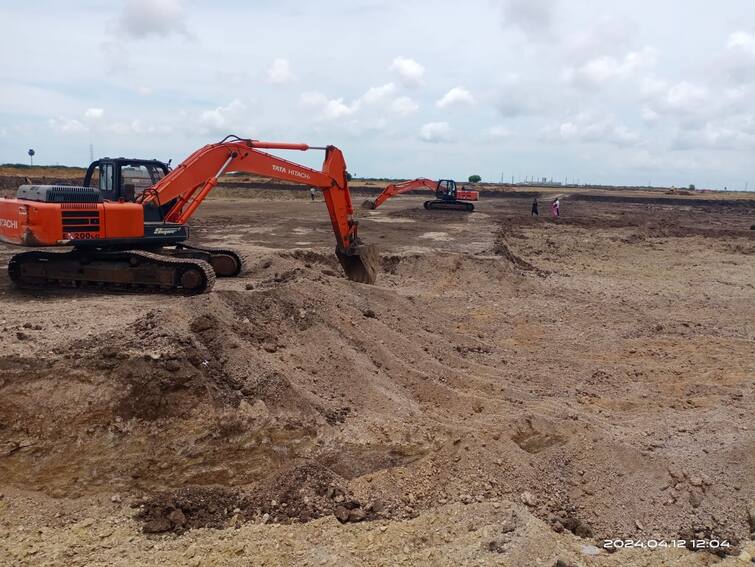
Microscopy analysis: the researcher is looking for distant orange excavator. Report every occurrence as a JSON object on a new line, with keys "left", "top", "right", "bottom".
{"left": 364, "top": 178, "right": 479, "bottom": 211}
{"left": 0, "top": 135, "right": 378, "bottom": 294}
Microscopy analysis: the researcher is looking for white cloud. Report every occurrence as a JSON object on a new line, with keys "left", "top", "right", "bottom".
{"left": 267, "top": 58, "right": 295, "bottom": 84}
{"left": 341, "top": 117, "right": 388, "bottom": 138}
{"left": 662, "top": 81, "right": 710, "bottom": 114}
{"left": 613, "top": 148, "right": 724, "bottom": 175}
{"left": 199, "top": 99, "right": 247, "bottom": 133}
{"left": 563, "top": 17, "right": 636, "bottom": 59}
{"left": 390, "top": 96, "right": 418, "bottom": 115}
{"left": 106, "top": 119, "right": 173, "bottom": 136}
{"left": 360, "top": 83, "right": 396, "bottom": 104}
{"left": 642, "top": 75, "right": 752, "bottom": 136}
{"left": 300, "top": 84, "right": 409, "bottom": 121}
{"left": 727, "top": 31, "right": 755, "bottom": 56}
{"left": 640, "top": 79, "right": 714, "bottom": 126}
{"left": 49, "top": 117, "right": 87, "bottom": 134}
{"left": 640, "top": 76, "right": 667, "bottom": 97}
{"left": 48, "top": 108, "right": 103, "bottom": 134}
{"left": 485, "top": 125, "right": 511, "bottom": 138}
{"left": 565, "top": 47, "right": 657, "bottom": 87}
{"left": 300, "top": 91, "right": 328, "bottom": 107}
{"left": 299, "top": 92, "right": 356, "bottom": 121}
{"left": 84, "top": 108, "right": 104, "bottom": 120}
{"left": 118, "top": 0, "right": 188, "bottom": 38}
{"left": 544, "top": 113, "right": 641, "bottom": 147}
{"left": 319, "top": 99, "right": 356, "bottom": 120}
{"left": 436, "top": 87, "right": 475, "bottom": 108}
{"left": 722, "top": 31, "right": 755, "bottom": 85}
{"left": 671, "top": 116, "right": 755, "bottom": 151}
{"left": 390, "top": 56, "right": 425, "bottom": 87}
{"left": 641, "top": 107, "right": 659, "bottom": 122}
{"left": 101, "top": 41, "right": 131, "bottom": 73}
{"left": 419, "top": 122, "right": 452, "bottom": 143}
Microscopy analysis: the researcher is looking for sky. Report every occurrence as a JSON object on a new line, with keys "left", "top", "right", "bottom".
{"left": 1, "top": 0, "right": 754, "bottom": 189}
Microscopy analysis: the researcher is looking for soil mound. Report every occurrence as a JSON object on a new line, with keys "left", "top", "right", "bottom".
{"left": 0, "top": 239, "right": 751, "bottom": 551}
{"left": 135, "top": 461, "right": 381, "bottom": 533}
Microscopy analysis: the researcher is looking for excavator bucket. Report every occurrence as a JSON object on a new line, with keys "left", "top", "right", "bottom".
{"left": 336, "top": 244, "right": 379, "bottom": 284}
{"left": 361, "top": 199, "right": 377, "bottom": 210}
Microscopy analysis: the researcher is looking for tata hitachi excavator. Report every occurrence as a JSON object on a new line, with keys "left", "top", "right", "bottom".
{"left": 0, "top": 136, "right": 378, "bottom": 294}
{"left": 364, "top": 178, "right": 479, "bottom": 211}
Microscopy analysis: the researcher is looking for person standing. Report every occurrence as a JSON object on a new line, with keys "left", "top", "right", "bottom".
{"left": 531, "top": 198, "right": 539, "bottom": 216}
{"left": 551, "top": 198, "right": 560, "bottom": 218}
{"left": 309, "top": 187, "right": 316, "bottom": 201}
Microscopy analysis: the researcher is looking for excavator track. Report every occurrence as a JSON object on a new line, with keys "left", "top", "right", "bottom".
{"left": 8, "top": 249, "right": 215, "bottom": 294}
{"left": 167, "top": 243, "right": 246, "bottom": 277}
{"left": 423, "top": 200, "right": 475, "bottom": 212}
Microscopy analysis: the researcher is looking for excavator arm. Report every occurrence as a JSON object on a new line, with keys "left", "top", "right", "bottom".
{"left": 365, "top": 178, "right": 438, "bottom": 209}
{"left": 138, "top": 136, "right": 377, "bottom": 283}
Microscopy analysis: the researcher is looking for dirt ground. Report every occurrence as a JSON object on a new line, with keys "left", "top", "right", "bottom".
{"left": 0, "top": 191, "right": 753, "bottom": 566}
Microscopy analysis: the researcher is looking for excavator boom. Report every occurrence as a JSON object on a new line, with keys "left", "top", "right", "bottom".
{"left": 140, "top": 137, "right": 361, "bottom": 258}
{"left": 369, "top": 178, "right": 438, "bottom": 209}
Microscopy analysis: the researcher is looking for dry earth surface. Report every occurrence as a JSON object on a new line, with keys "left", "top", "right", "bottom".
{"left": 0, "top": 189, "right": 753, "bottom": 566}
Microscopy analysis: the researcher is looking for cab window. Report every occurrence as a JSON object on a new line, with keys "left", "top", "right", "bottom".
{"left": 121, "top": 164, "right": 165, "bottom": 197}
{"left": 99, "top": 164, "right": 113, "bottom": 193}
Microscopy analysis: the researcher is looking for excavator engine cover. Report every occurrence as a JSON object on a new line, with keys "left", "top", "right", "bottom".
{"left": 16, "top": 185, "right": 103, "bottom": 203}
{"left": 336, "top": 243, "right": 379, "bottom": 285}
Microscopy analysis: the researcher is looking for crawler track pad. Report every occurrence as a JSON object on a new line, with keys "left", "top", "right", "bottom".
{"left": 336, "top": 244, "right": 379, "bottom": 284}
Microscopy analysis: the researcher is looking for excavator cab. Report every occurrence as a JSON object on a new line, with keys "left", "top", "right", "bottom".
{"left": 436, "top": 179, "right": 457, "bottom": 200}
{"left": 84, "top": 158, "right": 169, "bottom": 202}
{"left": 84, "top": 158, "right": 173, "bottom": 220}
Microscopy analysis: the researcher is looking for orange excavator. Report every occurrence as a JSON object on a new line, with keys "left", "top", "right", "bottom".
{"left": 364, "top": 178, "right": 479, "bottom": 211}
{"left": 0, "top": 135, "right": 378, "bottom": 294}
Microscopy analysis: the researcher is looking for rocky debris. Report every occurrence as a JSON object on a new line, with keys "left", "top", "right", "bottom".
{"left": 485, "top": 511, "right": 518, "bottom": 553}
{"left": 134, "top": 462, "right": 379, "bottom": 533}
{"left": 581, "top": 544, "right": 601, "bottom": 556}
{"left": 546, "top": 505, "right": 593, "bottom": 539}
{"left": 333, "top": 500, "right": 369, "bottom": 524}
{"left": 189, "top": 314, "right": 217, "bottom": 333}
{"left": 135, "top": 486, "right": 245, "bottom": 534}
{"left": 689, "top": 489, "right": 704, "bottom": 508}
{"left": 519, "top": 491, "right": 537, "bottom": 507}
